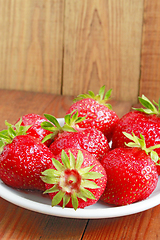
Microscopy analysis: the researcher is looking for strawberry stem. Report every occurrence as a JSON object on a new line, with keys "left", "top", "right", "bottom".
{"left": 123, "top": 132, "right": 160, "bottom": 164}
{"left": 41, "top": 110, "right": 85, "bottom": 143}
{"left": 73, "top": 86, "right": 113, "bottom": 109}
{"left": 0, "top": 118, "right": 31, "bottom": 153}
{"left": 41, "top": 149, "right": 104, "bottom": 210}
{"left": 133, "top": 95, "right": 160, "bottom": 115}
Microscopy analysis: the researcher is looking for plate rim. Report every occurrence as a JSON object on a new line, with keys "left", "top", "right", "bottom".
{"left": 0, "top": 118, "right": 160, "bottom": 219}
{"left": 1, "top": 178, "right": 160, "bottom": 219}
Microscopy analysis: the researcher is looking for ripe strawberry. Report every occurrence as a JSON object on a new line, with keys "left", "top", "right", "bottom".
{"left": 41, "top": 148, "right": 107, "bottom": 210}
{"left": 111, "top": 95, "right": 160, "bottom": 174}
{"left": 0, "top": 119, "right": 54, "bottom": 191}
{"left": 16, "top": 113, "right": 53, "bottom": 146}
{"left": 112, "top": 95, "right": 160, "bottom": 149}
{"left": 41, "top": 111, "right": 110, "bottom": 162}
{"left": 66, "top": 86, "right": 119, "bottom": 141}
{"left": 100, "top": 133, "right": 159, "bottom": 206}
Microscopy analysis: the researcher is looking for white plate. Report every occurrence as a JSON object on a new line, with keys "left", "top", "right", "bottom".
{"left": 0, "top": 118, "right": 160, "bottom": 219}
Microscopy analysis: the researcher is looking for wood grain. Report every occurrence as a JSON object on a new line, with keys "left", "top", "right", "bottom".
{"left": 82, "top": 205, "right": 160, "bottom": 240}
{"left": 140, "top": 0, "right": 160, "bottom": 103}
{"left": 1, "top": 90, "right": 160, "bottom": 240}
{"left": 62, "top": 0, "right": 143, "bottom": 102}
{"left": 1, "top": 0, "right": 160, "bottom": 105}
{"left": 0, "top": 198, "right": 88, "bottom": 240}
{"left": 0, "top": 0, "right": 64, "bottom": 94}
{"left": 0, "top": 89, "right": 88, "bottom": 240}
{"left": 0, "top": 89, "right": 131, "bottom": 131}
{"left": 0, "top": 89, "right": 74, "bottom": 130}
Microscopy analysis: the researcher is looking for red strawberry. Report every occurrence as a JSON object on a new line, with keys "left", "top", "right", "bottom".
{"left": 111, "top": 95, "right": 160, "bottom": 174}
{"left": 100, "top": 133, "right": 159, "bottom": 206}
{"left": 0, "top": 119, "right": 54, "bottom": 191}
{"left": 41, "top": 111, "right": 110, "bottom": 162}
{"left": 41, "top": 148, "right": 107, "bottom": 210}
{"left": 16, "top": 113, "right": 53, "bottom": 146}
{"left": 66, "top": 86, "right": 119, "bottom": 142}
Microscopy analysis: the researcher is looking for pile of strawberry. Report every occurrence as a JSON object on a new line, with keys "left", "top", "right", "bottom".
{"left": 0, "top": 86, "right": 160, "bottom": 210}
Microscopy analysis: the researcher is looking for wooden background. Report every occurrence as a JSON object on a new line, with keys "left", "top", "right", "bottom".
{"left": 0, "top": 0, "right": 160, "bottom": 104}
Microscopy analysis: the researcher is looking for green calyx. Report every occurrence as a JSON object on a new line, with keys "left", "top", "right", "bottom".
{"left": 41, "top": 110, "right": 86, "bottom": 144}
{"left": 41, "top": 149, "right": 104, "bottom": 210}
{"left": 123, "top": 132, "right": 160, "bottom": 165}
{"left": 0, "top": 118, "right": 31, "bottom": 154}
{"left": 73, "top": 85, "right": 112, "bottom": 109}
{"left": 133, "top": 95, "right": 160, "bottom": 115}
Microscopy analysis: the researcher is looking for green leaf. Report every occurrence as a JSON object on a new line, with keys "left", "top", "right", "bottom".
{"left": 41, "top": 121, "right": 55, "bottom": 128}
{"left": 104, "top": 89, "right": 112, "bottom": 100}
{"left": 0, "top": 132, "right": 11, "bottom": 141}
{"left": 73, "top": 94, "right": 90, "bottom": 102}
{"left": 132, "top": 94, "right": 160, "bottom": 115}
{"left": 0, "top": 129, "right": 9, "bottom": 136}
{"left": 14, "top": 118, "right": 22, "bottom": 129}
{"left": 138, "top": 108, "right": 154, "bottom": 114}
{"left": 62, "top": 194, "right": 70, "bottom": 208}
{"left": 82, "top": 172, "right": 103, "bottom": 180}
{"left": 150, "top": 151, "right": 159, "bottom": 163}
{"left": 44, "top": 114, "right": 62, "bottom": 129}
{"left": 139, "top": 96, "right": 156, "bottom": 111}
{"left": 76, "top": 192, "right": 87, "bottom": 202}
{"left": 51, "top": 158, "right": 65, "bottom": 172}
{"left": 0, "top": 140, "right": 5, "bottom": 154}
{"left": 75, "top": 116, "right": 86, "bottom": 123}
{"left": 71, "top": 192, "right": 79, "bottom": 210}
{"left": 123, "top": 132, "right": 136, "bottom": 142}
{"left": 17, "top": 125, "right": 31, "bottom": 135}
{"left": 0, "top": 118, "right": 32, "bottom": 149}
{"left": 158, "top": 98, "right": 160, "bottom": 112}
{"left": 61, "top": 150, "right": 70, "bottom": 169}
{"left": 43, "top": 185, "right": 59, "bottom": 194}
{"left": 80, "top": 187, "right": 95, "bottom": 200}
{"left": 125, "top": 142, "right": 140, "bottom": 148}
{"left": 105, "top": 103, "right": 112, "bottom": 110}
{"left": 63, "top": 110, "right": 86, "bottom": 130}
{"left": 78, "top": 166, "right": 94, "bottom": 175}
{"left": 40, "top": 176, "right": 59, "bottom": 184}
{"left": 8, "top": 127, "right": 16, "bottom": 139}
{"left": 41, "top": 169, "right": 61, "bottom": 177}
{"left": 62, "top": 125, "right": 77, "bottom": 132}
{"left": 76, "top": 150, "right": 84, "bottom": 169}
{"left": 88, "top": 90, "right": 95, "bottom": 98}
{"left": 69, "top": 151, "right": 76, "bottom": 169}
{"left": 51, "top": 191, "right": 65, "bottom": 207}
{"left": 99, "top": 85, "right": 105, "bottom": 100}
{"left": 135, "top": 95, "right": 158, "bottom": 114}
{"left": 5, "top": 120, "right": 13, "bottom": 128}
{"left": 64, "top": 114, "right": 71, "bottom": 125}
{"left": 81, "top": 180, "right": 100, "bottom": 189}
{"left": 73, "top": 86, "right": 113, "bottom": 108}
{"left": 149, "top": 144, "right": 160, "bottom": 151}
{"left": 139, "top": 134, "right": 146, "bottom": 149}
{"left": 41, "top": 133, "right": 55, "bottom": 143}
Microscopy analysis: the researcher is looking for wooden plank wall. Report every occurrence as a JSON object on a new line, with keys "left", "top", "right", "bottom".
{"left": 0, "top": 0, "right": 159, "bottom": 103}
{"left": 140, "top": 0, "right": 160, "bottom": 102}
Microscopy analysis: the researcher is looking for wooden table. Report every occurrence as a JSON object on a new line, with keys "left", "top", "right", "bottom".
{"left": 0, "top": 89, "right": 160, "bottom": 240}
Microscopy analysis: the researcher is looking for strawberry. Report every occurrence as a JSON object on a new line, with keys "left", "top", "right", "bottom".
{"left": 100, "top": 133, "right": 159, "bottom": 206}
{"left": 16, "top": 113, "right": 53, "bottom": 146}
{"left": 66, "top": 86, "right": 119, "bottom": 142}
{"left": 41, "top": 148, "right": 107, "bottom": 210}
{"left": 0, "top": 119, "right": 54, "bottom": 191}
{"left": 41, "top": 111, "right": 110, "bottom": 162}
{"left": 111, "top": 95, "right": 160, "bottom": 174}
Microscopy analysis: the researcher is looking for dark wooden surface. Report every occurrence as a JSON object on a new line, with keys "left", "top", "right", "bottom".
{"left": 0, "top": 90, "right": 160, "bottom": 240}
